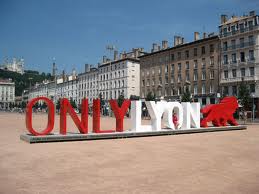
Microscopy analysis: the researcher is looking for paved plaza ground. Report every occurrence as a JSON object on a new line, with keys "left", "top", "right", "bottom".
{"left": 0, "top": 112, "right": 259, "bottom": 194}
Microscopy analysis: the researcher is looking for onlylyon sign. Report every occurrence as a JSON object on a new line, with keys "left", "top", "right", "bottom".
{"left": 25, "top": 96, "right": 239, "bottom": 137}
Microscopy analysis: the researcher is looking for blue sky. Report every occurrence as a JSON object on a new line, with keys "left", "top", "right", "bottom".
{"left": 0, "top": 0, "right": 258, "bottom": 74}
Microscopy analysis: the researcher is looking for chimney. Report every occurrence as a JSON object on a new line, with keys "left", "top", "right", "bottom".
{"left": 203, "top": 32, "right": 207, "bottom": 39}
{"left": 249, "top": 10, "right": 255, "bottom": 16}
{"left": 122, "top": 51, "right": 127, "bottom": 59}
{"left": 133, "top": 48, "right": 139, "bottom": 58}
{"left": 85, "top": 64, "right": 90, "bottom": 73}
{"left": 72, "top": 68, "right": 76, "bottom": 78}
{"left": 62, "top": 70, "right": 66, "bottom": 81}
{"left": 194, "top": 32, "right": 200, "bottom": 41}
{"left": 174, "top": 36, "right": 178, "bottom": 46}
{"left": 152, "top": 43, "right": 158, "bottom": 52}
{"left": 52, "top": 62, "right": 56, "bottom": 77}
{"left": 114, "top": 50, "right": 118, "bottom": 61}
{"left": 102, "top": 55, "right": 107, "bottom": 63}
{"left": 119, "top": 53, "right": 123, "bottom": 59}
{"left": 162, "top": 40, "right": 168, "bottom": 49}
{"left": 221, "top": 14, "right": 228, "bottom": 24}
{"left": 181, "top": 37, "right": 184, "bottom": 44}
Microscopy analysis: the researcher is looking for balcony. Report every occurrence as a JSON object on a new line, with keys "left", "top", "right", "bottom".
{"left": 220, "top": 75, "right": 258, "bottom": 84}
{"left": 220, "top": 25, "right": 259, "bottom": 38}
{"left": 221, "top": 41, "right": 256, "bottom": 52}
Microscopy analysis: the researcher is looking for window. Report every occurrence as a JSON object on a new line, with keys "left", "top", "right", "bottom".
{"left": 250, "top": 84, "right": 255, "bottom": 93}
{"left": 178, "top": 74, "right": 182, "bottom": 82}
{"left": 232, "top": 53, "right": 237, "bottom": 63}
{"left": 232, "top": 86, "right": 237, "bottom": 96}
{"left": 210, "top": 56, "right": 214, "bottom": 66}
{"left": 201, "top": 46, "right": 205, "bottom": 54}
{"left": 210, "top": 70, "right": 214, "bottom": 79}
{"left": 186, "top": 72, "right": 190, "bottom": 81}
{"left": 171, "top": 64, "right": 174, "bottom": 72}
{"left": 249, "top": 67, "right": 255, "bottom": 76}
{"left": 240, "top": 38, "right": 244, "bottom": 48}
{"left": 194, "top": 71, "right": 198, "bottom": 81}
{"left": 249, "top": 50, "right": 255, "bottom": 60}
{"left": 223, "top": 42, "right": 228, "bottom": 51}
{"left": 202, "top": 84, "right": 206, "bottom": 94}
{"left": 232, "top": 69, "right": 237, "bottom": 78}
{"left": 186, "top": 61, "right": 189, "bottom": 70}
{"left": 210, "top": 84, "right": 214, "bottom": 93}
{"left": 185, "top": 50, "right": 189, "bottom": 58}
{"left": 159, "top": 77, "right": 162, "bottom": 85}
{"left": 248, "top": 20, "right": 253, "bottom": 30}
{"left": 146, "top": 70, "right": 150, "bottom": 76}
{"left": 224, "top": 70, "right": 228, "bottom": 79}
{"left": 202, "top": 58, "right": 206, "bottom": 68}
{"left": 249, "top": 35, "right": 254, "bottom": 45}
{"left": 240, "top": 52, "right": 245, "bottom": 62}
{"left": 152, "top": 68, "right": 155, "bottom": 75}
{"left": 194, "top": 60, "right": 198, "bottom": 69}
{"left": 171, "top": 54, "right": 175, "bottom": 61}
{"left": 147, "top": 79, "right": 150, "bottom": 86}
{"left": 224, "top": 55, "right": 228, "bottom": 64}
{"left": 223, "top": 28, "right": 227, "bottom": 36}
{"left": 165, "top": 76, "right": 169, "bottom": 84}
{"left": 241, "top": 68, "right": 246, "bottom": 77}
{"left": 178, "top": 63, "right": 181, "bottom": 71}
{"left": 165, "top": 65, "right": 168, "bottom": 73}
{"left": 177, "top": 52, "right": 181, "bottom": 60}
{"left": 194, "top": 48, "right": 198, "bottom": 56}
{"left": 223, "top": 86, "right": 229, "bottom": 95}
{"left": 210, "top": 44, "right": 214, "bottom": 53}
{"left": 152, "top": 79, "right": 155, "bottom": 86}
{"left": 158, "top": 68, "right": 161, "bottom": 75}
{"left": 171, "top": 76, "right": 174, "bottom": 83}
{"left": 194, "top": 85, "right": 198, "bottom": 95}
{"left": 231, "top": 25, "right": 236, "bottom": 34}
{"left": 231, "top": 39, "right": 236, "bottom": 49}
{"left": 240, "top": 23, "right": 244, "bottom": 32}
{"left": 202, "top": 71, "right": 206, "bottom": 80}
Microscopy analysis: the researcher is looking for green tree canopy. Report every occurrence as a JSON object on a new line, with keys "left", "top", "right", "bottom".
{"left": 145, "top": 92, "right": 156, "bottom": 101}
{"left": 238, "top": 81, "right": 251, "bottom": 110}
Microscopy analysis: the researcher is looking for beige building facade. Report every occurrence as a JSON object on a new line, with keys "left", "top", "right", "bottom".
{"left": 139, "top": 34, "right": 220, "bottom": 106}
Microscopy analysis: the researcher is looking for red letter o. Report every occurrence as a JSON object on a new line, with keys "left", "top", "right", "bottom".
{"left": 26, "top": 97, "right": 55, "bottom": 136}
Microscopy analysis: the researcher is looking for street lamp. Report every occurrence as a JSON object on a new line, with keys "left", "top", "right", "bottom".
{"left": 251, "top": 92, "right": 255, "bottom": 122}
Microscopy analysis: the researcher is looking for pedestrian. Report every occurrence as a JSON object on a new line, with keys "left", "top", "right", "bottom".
{"left": 172, "top": 112, "right": 179, "bottom": 129}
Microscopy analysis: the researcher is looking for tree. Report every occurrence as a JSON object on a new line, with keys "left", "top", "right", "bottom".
{"left": 130, "top": 95, "right": 140, "bottom": 100}
{"left": 145, "top": 92, "right": 156, "bottom": 101}
{"left": 69, "top": 98, "right": 77, "bottom": 109}
{"left": 238, "top": 81, "right": 251, "bottom": 111}
{"left": 181, "top": 90, "right": 192, "bottom": 102}
{"left": 42, "top": 102, "right": 47, "bottom": 109}
{"left": 21, "top": 101, "right": 26, "bottom": 109}
{"left": 56, "top": 99, "right": 61, "bottom": 111}
{"left": 117, "top": 94, "right": 125, "bottom": 107}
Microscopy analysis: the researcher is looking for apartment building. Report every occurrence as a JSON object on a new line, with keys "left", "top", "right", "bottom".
{"left": 0, "top": 79, "right": 15, "bottom": 109}
{"left": 219, "top": 11, "right": 259, "bottom": 116}
{"left": 77, "top": 64, "right": 98, "bottom": 105}
{"left": 98, "top": 48, "right": 144, "bottom": 100}
{"left": 139, "top": 34, "right": 220, "bottom": 106}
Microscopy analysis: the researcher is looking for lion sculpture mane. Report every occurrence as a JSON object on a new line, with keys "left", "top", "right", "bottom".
{"left": 201, "top": 96, "right": 239, "bottom": 127}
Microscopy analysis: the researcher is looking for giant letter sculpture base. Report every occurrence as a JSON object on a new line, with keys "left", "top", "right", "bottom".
{"left": 21, "top": 125, "right": 246, "bottom": 144}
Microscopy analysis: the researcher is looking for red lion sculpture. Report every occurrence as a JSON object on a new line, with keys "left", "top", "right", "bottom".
{"left": 201, "top": 96, "right": 239, "bottom": 127}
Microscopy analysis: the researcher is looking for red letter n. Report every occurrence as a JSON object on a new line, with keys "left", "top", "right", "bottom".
{"left": 60, "top": 98, "right": 88, "bottom": 135}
